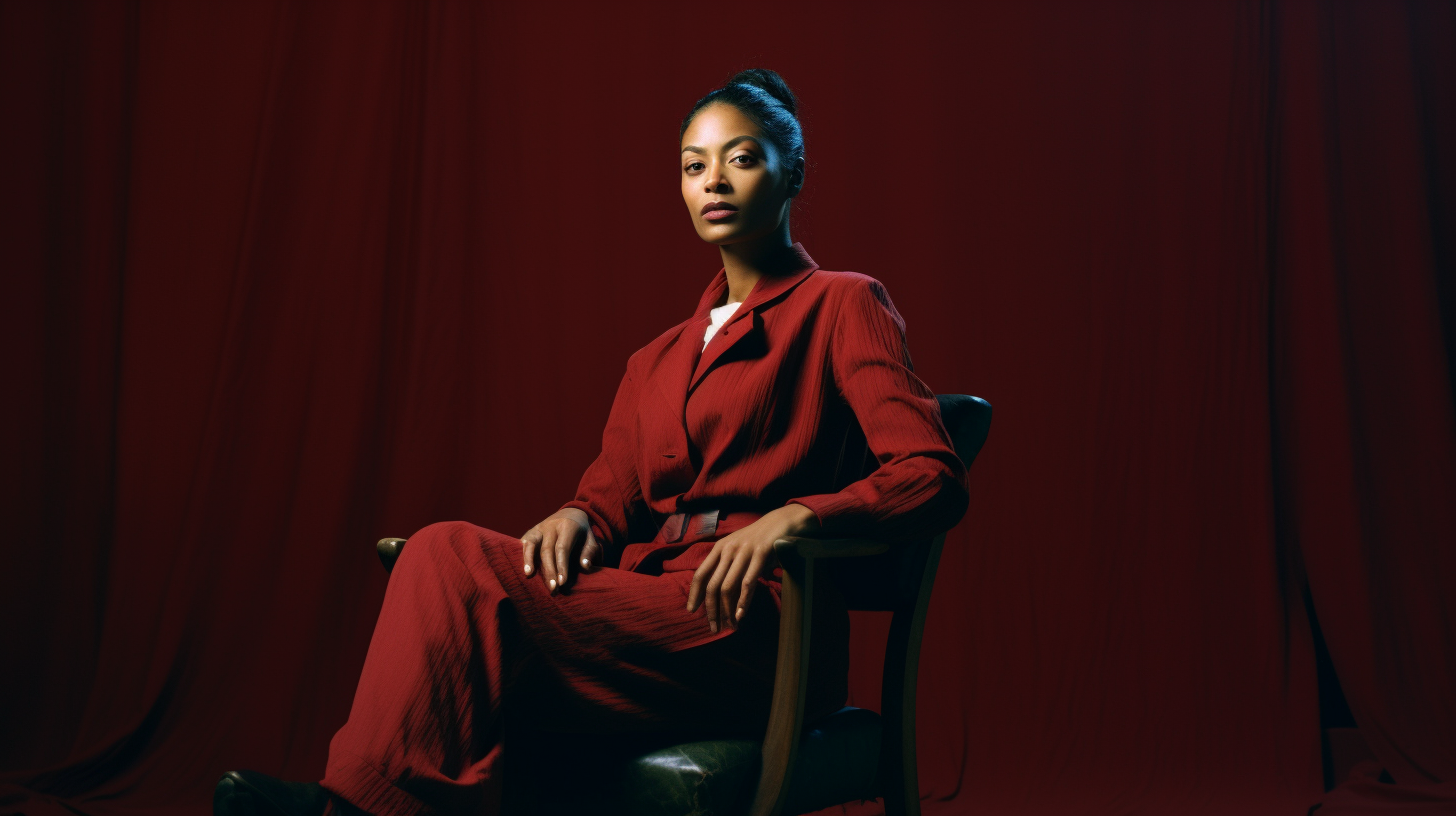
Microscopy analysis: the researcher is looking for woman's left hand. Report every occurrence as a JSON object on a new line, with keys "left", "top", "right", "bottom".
{"left": 687, "top": 504, "right": 821, "bottom": 633}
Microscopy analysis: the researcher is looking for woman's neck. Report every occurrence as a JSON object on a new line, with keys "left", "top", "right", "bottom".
{"left": 718, "top": 221, "right": 796, "bottom": 304}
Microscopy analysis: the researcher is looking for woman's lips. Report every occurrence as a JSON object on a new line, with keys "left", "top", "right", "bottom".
{"left": 701, "top": 200, "right": 738, "bottom": 221}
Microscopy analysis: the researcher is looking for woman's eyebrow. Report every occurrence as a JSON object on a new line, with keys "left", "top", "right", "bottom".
{"left": 681, "top": 135, "right": 760, "bottom": 154}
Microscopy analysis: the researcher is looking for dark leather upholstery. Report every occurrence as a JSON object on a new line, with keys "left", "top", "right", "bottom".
{"left": 612, "top": 707, "right": 882, "bottom": 816}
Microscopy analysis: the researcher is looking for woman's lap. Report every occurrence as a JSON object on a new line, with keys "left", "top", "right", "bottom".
{"left": 440, "top": 519, "right": 782, "bottom": 731}
{"left": 322, "top": 519, "right": 828, "bottom": 815}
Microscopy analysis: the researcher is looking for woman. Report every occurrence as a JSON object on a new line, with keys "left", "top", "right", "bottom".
{"left": 217, "top": 68, "right": 969, "bottom": 816}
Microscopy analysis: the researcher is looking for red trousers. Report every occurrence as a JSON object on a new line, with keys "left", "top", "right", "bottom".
{"left": 320, "top": 516, "right": 849, "bottom": 815}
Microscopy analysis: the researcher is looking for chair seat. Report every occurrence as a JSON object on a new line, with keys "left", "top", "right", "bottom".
{"left": 613, "top": 706, "right": 883, "bottom": 816}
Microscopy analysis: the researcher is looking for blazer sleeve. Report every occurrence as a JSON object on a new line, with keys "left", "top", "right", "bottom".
{"left": 787, "top": 277, "right": 970, "bottom": 542}
{"left": 558, "top": 363, "right": 651, "bottom": 564}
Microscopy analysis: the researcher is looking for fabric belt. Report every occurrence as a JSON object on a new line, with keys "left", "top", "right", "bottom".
{"left": 657, "top": 508, "right": 765, "bottom": 544}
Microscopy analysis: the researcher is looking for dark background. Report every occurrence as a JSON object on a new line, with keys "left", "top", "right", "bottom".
{"left": 2, "top": 1, "right": 1453, "bottom": 814}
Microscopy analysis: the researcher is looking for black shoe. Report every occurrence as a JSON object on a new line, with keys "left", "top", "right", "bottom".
{"left": 214, "top": 770, "right": 331, "bottom": 816}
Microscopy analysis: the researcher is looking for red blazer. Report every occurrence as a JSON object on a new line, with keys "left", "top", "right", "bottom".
{"left": 560, "top": 242, "right": 969, "bottom": 571}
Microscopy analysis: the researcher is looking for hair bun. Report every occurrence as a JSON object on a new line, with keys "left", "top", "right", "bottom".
{"left": 727, "top": 68, "right": 797, "bottom": 115}
{"left": 681, "top": 67, "right": 804, "bottom": 172}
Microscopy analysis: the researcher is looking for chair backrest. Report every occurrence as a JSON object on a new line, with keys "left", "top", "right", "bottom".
{"left": 827, "top": 394, "right": 992, "bottom": 611}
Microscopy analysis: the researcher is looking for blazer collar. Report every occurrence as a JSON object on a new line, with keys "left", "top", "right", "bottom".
{"left": 685, "top": 242, "right": 819, "bottom": 393}
{"left": 648, "top": 243, "right": 821, "bottom": 442}
{"left": 692, "top": 241, "right": 819, "bottom": 321}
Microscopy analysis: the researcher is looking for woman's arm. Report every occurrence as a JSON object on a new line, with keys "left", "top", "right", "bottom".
{"left": 555, "top": 363, "right": 652, "bottom": 565}
{"left": 686, "top": 502, "right": 820, "bottom": 632}
{"left": 786, "top": 277, "right": 969, "bottom": 542}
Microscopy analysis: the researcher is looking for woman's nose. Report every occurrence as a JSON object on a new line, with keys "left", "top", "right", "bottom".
{"left": 704, "top": 166, "right": 728, "bottom": 192}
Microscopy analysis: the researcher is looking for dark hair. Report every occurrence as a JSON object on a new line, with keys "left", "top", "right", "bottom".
{"left": 680, "top": 68, "right": 805, "bottom": 180}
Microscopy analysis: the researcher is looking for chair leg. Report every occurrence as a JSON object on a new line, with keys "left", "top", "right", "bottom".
{"left": 880, "top": 606, "right": 921, "bottom": 816}
{"left": 750, "top": 548, "right": 817, "bottom": 816}
{"left": 879, "top": 532, "right": 946, "bottom": 816}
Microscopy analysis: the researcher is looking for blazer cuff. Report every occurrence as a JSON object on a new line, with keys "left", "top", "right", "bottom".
{"left": 785, "top": 495, "right": 858, "bottom": 540}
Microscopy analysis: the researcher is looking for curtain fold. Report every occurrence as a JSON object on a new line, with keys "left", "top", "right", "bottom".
{"left": 1273, "top": 1, "right": 1456, "bottom": 812}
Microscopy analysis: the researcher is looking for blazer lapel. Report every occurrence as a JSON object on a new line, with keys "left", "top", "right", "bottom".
{"left": 688, "top": 244, "right": 819, "bottom": 394}
{"left": 644, "top": 243, "right": 820, "bottom": 468}
{"left": 651, "top": 318, "right": 707, "bottom": 431}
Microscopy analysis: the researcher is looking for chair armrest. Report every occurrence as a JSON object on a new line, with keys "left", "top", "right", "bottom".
{"left": 773, "top": 536, "right": 890, "bottom": 559}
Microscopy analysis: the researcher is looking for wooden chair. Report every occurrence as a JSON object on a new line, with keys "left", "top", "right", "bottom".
{"left": 375, "top": 394, "right": 992, "bottom": 816}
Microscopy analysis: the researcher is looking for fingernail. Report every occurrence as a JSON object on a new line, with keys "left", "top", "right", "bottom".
{"left": 736, "top": 608, "right": 744, "bottom": 620}
{"left": 558, "top": 573, "right": 565, "bottom": 584}
{"left": 524, "top": 564, "right": 532, "bottom": 574}
{"left": 709, "top": 622, "right": 717, "bottom": 633}
{"left": 581, "top": 558, "right": 590, "bottom": 568}
{"left": 548, "top": 579, "right": 556, "bottom": 590}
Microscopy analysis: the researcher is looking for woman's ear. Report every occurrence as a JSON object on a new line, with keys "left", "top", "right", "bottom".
{"left": 786, "top": 156, "right": 805, "bottom": 198}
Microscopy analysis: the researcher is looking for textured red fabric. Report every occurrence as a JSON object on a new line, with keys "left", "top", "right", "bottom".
{"left": 559, "top": 242, "right": 969, "bottom": 564}
{"left": 319, "top": 518, "right": 843, "bottom": 816}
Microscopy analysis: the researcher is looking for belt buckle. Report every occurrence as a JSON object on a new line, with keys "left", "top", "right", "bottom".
{"left": 662, "top": 512, "right": 687, "bottom": 544}
{"left": 694, "top": 508, "right": 720, "bottom": 539}
{"left": 663, "top": 509, "right": 720, "bottom": 543}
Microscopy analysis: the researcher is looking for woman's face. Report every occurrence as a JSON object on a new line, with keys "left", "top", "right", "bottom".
{"left": 680, "top": 102, "right": 796, "bottom": 246}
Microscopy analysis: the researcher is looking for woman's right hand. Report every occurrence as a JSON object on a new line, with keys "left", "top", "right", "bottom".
{"left": 520, "top": 508, "right": 601, "bottom": 594}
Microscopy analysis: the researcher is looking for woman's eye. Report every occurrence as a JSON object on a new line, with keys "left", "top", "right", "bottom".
{"left": 686, "top": 162, "right": 704, "bottom": 173}
{"left": 732, "top": 155, "right": 755, "bottom": 165}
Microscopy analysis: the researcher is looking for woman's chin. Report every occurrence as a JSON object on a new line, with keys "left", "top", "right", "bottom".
{"left": 697, "top": 225, "right": 760, "bottom": 246}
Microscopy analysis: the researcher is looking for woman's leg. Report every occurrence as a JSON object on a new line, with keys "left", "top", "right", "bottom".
{"left": 319, "top": 521, "right": 783, "bottom": 816}
{"left": 320, "top": 520, "right": 518, "bottom": 815}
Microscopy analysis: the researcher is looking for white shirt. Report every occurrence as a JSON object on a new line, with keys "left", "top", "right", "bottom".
{"left": 703, "top": 301, "right": 742, "bottom": 350}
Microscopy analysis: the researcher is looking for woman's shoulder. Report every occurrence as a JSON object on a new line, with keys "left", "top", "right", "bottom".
{"left": 808, "top": 267, "right": 878, "bottom": 286}
{"left": 804, "top": 268, "right": 892, "bottom": 299}
{"left": 802, "top": 269, "right": 900, "bottom": 317}
{"left": 620, "top": 316, "right": 700, "bottom": 375}
{"left": 804, "top": 269, "right": 906, "bottom": 337}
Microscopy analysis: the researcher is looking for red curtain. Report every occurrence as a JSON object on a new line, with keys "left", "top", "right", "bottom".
{"left": 1, "top": 2, "right": 1451, "bottom": 815}
{"left": 1273, "top": 1, "right": 1456, "bottom": 812}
